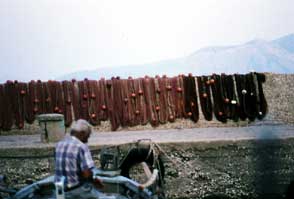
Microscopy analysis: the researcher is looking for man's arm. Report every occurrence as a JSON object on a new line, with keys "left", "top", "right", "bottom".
{"left": 79, "top": 146, "right": 103, "bottom": 188}
{"left": 81, "top": 169, "right": 104, "bottom": 189}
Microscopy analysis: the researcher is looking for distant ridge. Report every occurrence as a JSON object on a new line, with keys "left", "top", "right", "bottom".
{"left": 57, "top": 33, "right": 294, "bottom": 80}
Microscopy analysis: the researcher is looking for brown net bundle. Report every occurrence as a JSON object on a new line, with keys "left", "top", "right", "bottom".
{"left": 183, "top": 75, "right": 199, "bottom": 122}
{"left": 197, "top": 76, "right": 213, "bottom": 121}
{"left": 242, "top": 72, "right": 268, "bottom": 121}
{"left": 126, "top": 77, "right": 137, "bottom": 126}
{"left": 17, "top": 82, "right": 28, "bottom": 129}
{"left": 25, "top": 81, "right": 37, "bottom": 124}
{"left": 157, "top": 77, "right": 168, "bottom": 123}
{"left": 255, "top": 73, "right": 268, "bottom": 120}
{"left": 220, "top": 74, "right": 239, "bottom": 121}
{"left": 220, "top": 74, "right": 231, "bottom": 119}
{"left": 244, "top": 73, "right": 258, "bottom": 121}
{"left": 171, "top": 75, "right": 185, "bottom": 119}
{"left": 62, "top": 80, "right": 74, "bottom": 127}
{"left": 56, "top": 81, "right": 65, "bottom": 115}
{"left": 35, "top": 80, "right": 45, "bottom": 114}
{"left": 154, "top": 76, "right": 167, "bottom": 124}
{"left": 134, "top": 78, "right": 147, "bottom": 125}
{"left": 165, "top": 77, "right": 176, "bottom": 122}
{"left": 71, "top": 79, "right": 80, "bottom": 120}
{"left": 135, "top": 78, "right": 148, "bottom": 125}
{"left": 13, "top": 82, "right": 24, "bottom": 129}
{"left": 47, "top": 81, "right": 63, "bottom": 114}
{"left": 43, "top": 81, "right": 53, "bottom": 113}
{"left": 77, "top": 80, "right": 90, "bottom": 120}
{"left": 234, "top": 74, "right": 247, "bottom": 121}
{"left": 87, "top": 80, "right": 101, "bottom": 126}
{"left": 225, "top": 75, "right": 240, "bottom": 122}
{"left": 143, "top": 77, "right": 159, "bottom": 127}
{"left": 9, "top": 81, "right": 20, "bottom": 129}
{"left": 105, "top": 79, "right": 118, "bottom": 130}
{"left": 0, "top": 84, "right": 4, "bottom": 130}
{"left": 121, "top": 79, "right": 131, "bottom": 127}
{"left": 211, "top": 74, "right": 227, "bottom": 123}
{"left": 131, "top": 77, "right": 143, "bottom": 126}
{"left": 221, "top": 74, "right": 239, "bottom": 121}
{"left": 111, "top": 78, "right": 123, "bottom": 129}
{"left": 2, "top": 81, "right": 14, "bottom": 130}
{"left": 96, "top": 78, "right": 108, "bottom": 121}
{"left": 132, "top": 77, "right": 143, "bottom": 126}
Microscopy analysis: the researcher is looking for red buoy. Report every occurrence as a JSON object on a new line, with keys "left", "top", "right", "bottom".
{"left": 91, "top": 93, "right": 96, "bottom": 99}
{"left": 20, "top": 90, "right": 26, "bottom": 95}
{"left": 124, "top": 98, "right": 128, "bottom": 103}
{"left": 33, "top": 107, "right": 38, "bottom": 113}
{"left": 101, "top": 105, "right": 107, "bottom": 110}
{"left": 138, "top": 90, "right": 143, "bottom": 95}
{"left": 83, "top": 94, "right": 88, "bottom": 100}
{"left": 166, "top": 85, "right": 172, "bottom": 91}
{"left": 54, "top": 106, "right": 59, "bottom": 112}
{"left": 155, "top": 106, "right": 160, "bottom": 111}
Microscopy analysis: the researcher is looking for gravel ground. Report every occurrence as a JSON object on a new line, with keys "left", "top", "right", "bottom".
{"left": 1, "top": 125, "right": 294, "bottom": 199}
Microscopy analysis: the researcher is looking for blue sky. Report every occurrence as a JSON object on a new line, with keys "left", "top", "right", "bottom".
{"left": 0, "top": 0, "right": 294, "bottom": 82}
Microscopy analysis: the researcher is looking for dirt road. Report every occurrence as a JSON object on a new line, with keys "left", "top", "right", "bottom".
{"left": 0, "top": 124, "right": 293, "bottom": 149}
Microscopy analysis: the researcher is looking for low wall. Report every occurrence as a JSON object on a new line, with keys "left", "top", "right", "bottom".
{"left": 1, "top": 138, "right": 294, "bottom": 199}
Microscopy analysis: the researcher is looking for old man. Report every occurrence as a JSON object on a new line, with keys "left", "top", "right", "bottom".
{"left": 55, "top": 119, "right": 102, "bottom": 198}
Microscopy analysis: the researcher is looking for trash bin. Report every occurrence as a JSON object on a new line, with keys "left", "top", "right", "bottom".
{"left": 37, "top": 114, "right": 65, "bottom": 143}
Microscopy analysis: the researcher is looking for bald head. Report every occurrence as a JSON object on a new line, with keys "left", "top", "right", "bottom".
{"left": 70, "top": 119, "right": 92, "bottom": 143}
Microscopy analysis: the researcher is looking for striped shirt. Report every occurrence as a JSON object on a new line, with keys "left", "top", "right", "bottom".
{"left": 55, "top": 136, "right": 95, "bottom": 188}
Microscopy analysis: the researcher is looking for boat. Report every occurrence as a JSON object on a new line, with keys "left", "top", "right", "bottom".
{"left": 0, "top": 140, "right": 165, "bottom": 199}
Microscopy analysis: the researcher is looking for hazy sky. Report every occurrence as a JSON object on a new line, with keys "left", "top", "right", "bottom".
{"left": 0, "top": 0, "right": 294, "bottom": 82}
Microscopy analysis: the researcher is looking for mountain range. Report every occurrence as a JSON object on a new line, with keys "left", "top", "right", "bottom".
{"left": 59, "top": 33, "right": 294, "bottom": 80}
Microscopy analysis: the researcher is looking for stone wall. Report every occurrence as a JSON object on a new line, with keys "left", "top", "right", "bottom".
{"left": 263, "top": 73, "right": 294, "bottom": 124}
